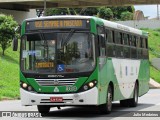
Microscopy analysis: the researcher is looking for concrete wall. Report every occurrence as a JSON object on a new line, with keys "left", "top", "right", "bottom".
{"left": 116, "top": 20, "right": 160, "bottom": 29}
{"left": 151, "top": 58, "right": 160, "bottom": 70}
{"left": 0, "top": 9, "right": 37, "bottom": 24}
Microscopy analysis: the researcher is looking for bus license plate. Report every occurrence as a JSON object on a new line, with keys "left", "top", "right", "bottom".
{"left": 50, "top": 97, "right": 63, "bottom": 102}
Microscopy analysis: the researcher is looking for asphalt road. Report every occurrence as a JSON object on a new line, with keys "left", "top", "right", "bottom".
{"left": 0, "top": 89, "right": 160, "bottom": 120}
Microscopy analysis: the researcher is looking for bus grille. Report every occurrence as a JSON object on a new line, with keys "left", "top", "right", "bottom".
{"left": 35, "top": 78, "right": 77, "bottom": 86}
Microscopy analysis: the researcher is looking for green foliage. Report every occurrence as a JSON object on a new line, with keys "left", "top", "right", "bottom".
{"left": 79, "top": 7, "right": 98, "bottom": 16}
{"left": 45, "top": 6, "right": 134, "bottom": 21}
{"left": 98, "top": 7, "right": 113, "bottom": 20}
{"left": 0, "top": 46, "right": 19, "bottom": 100}
{"left": 46, "top": 8, "right": 69, "bottom": 15}
{"left": 46, "top": 7, "right": 99, "bottom": 16}
{"left": 109, "top": 6, "right": 134, "bottom": 20}
{"left": 154, "top": 28, "right": 160, "bottom": 32}
{"left": 144, "top": 29, "right": 160, "bottom": 83}
{"left": 0, "top": 14, "right": 18, "bottom": 56}
{"left": 120, "top": 11, "right": 133, "bottom": 21}
{"left": 150, "top": 66, "right": 160, "bottom": 83}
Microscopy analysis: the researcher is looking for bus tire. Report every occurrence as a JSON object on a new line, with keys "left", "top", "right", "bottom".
{"left": 128, "top": 82, "right": 138, "bottom": 107}
{"left": 120, "top": 82, "right": 138, "bottom": 107}
{"left": 99, "top": 85, "right": 112, "bottom": 114}
{"left": 37, "top": 105, "right": 50, "bottom": 114}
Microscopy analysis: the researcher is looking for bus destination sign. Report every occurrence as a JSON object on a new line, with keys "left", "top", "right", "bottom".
{"left": 26, "top": 19, "right": 89, "bottom": 30}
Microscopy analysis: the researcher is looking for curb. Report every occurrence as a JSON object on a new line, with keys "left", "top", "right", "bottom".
{"left": 149, "top": 78, "right": 160, "bottom": 89}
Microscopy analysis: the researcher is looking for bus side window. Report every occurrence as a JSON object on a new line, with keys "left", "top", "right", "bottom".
{"left": 115, "top": 31, "right": 122, "bottom": 44}
{"left": 141, "top": 37, "right": 148, "bottom": 59}
{"left": 106, "top": 30, "right": 115, "bottom": 57}
{"left": 145, "top": 38, "right": 149, "bottom": 59}
{"left": 123, "top": 34, "right": 129, "bottom": 45}
{"left": 131, "top": 36, "right": 136, "bottom": 47}
{"left": 105, "top": 29, "right": 109, "bottom": 42}
{"left": 140, "top": 37, "right": 143, "bottom": 48}
{"left": 137, "top": 37, "right": 140, "bottom": 48}
{"left": 115, "top": 31, "right": 123, "bottom": 58}
{"left": 142, "top": 38, "right": 147, "bottom": 48}
{"left": 130, "top": 36, "right": 137, "bottom": 59}
{"left": 123, "top": 33, "right": 130, "bottom": 58}
{"left": 137, "top": 37, "right": 142, "bottom": 59}
{"left": 145, "top": 38, "right": 148, "bottom": 49}
{"left": 97, "top": 26, "right": 106, "bottom": 56}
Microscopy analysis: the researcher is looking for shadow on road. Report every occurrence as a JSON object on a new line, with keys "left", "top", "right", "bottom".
{"left": 42, "top": 103, "right": 155, "bottom": 119}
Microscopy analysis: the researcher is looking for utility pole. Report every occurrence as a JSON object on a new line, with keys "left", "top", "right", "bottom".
{"left": 44, "top": 0, "right": 47, "bottom": 16}
{"left": 157, "top": 4, "right": 159, "bottom": 20}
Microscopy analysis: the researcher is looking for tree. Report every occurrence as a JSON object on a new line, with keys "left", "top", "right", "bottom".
{"left": 0, "top": 14, "right": 18, "bottom": 56}
{"left": 45, "top": 6, "right": 134, "bottom": 21}
{"left": 78, "top": 7, "right": 98, "bottom": 16}
{"left": 121, "top": 11, "right": 133, "bottom": 21}
{"left": 46, "top": 8, "right": 74, "bottom": 15}
{"left": 98, "top": 7, "right": 113, "bottom": 20}
{"left": 46, "top": 7, "right": 98, "bottom": 16}
{"left": 110, "top": 6, "right": 134, "bottom": 20}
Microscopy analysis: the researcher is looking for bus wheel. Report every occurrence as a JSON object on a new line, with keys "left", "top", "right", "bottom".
{"left": 128, "top": 82, "right": 138, "bottom": 107}
{"left": 120, "top": 82, "right": 138, "bottom": 107}
{"left": 37, "top": 105, "right": 50, "bottom": 114}
{"left": 99, "top": 85, "right": 112, "bottom": 114}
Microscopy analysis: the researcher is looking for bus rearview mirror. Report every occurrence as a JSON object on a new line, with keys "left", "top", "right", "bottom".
{"left": 13, "top": 37, "right": 18, "bottom": 51}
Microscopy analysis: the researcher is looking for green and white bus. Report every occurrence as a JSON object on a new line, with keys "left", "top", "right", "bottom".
{"left": 13, "top": 16, "right": 149, "bottom": 114}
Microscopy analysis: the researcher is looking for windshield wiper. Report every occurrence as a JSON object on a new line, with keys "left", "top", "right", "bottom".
{"left": 62, "top": 29, "right": 75, "bottom": 46}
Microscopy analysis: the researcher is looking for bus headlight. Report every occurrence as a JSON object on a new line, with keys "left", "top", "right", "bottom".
{"left": 27, "top": 86, "right": 32, "bottom": 91}
{"left": 22, "top": 83, "right": 28, "bottom": 88}
{"left": 20, "top": 82, "right": 35, "bottom": 92}
{"left": 83, "top": 85, "right": 88, "bottom": 90}
{"left": 89, "top": 82, "right": 94, "bottom": 88}
{"left": 78, "top": 80, "right": 97, "bottom": 92}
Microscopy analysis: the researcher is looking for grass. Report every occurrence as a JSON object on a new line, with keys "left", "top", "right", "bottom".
{"left": 0, "top": 28, "right": 160, "bottom": 100}
{"left": 142, "top": 28, "right": 160, "bottom": 83}
{"left": 0, "top": 47, "right": 20, "bottom": 100}
{"left": 150, "top": 66, "right": 160, "bottom": 83}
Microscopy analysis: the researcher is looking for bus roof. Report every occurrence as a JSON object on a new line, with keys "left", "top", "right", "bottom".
{"left": 25, "top": 15, "right": 92, "bottom": 21}
{"left": 25, "top": 15, "right": 148, "bottom": 37}
{"left": 93, "top": 17, "right": 148, "bottom": 37}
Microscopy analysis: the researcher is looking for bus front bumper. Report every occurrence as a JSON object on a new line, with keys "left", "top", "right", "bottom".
{"left": 20, "top": 87, "right": 98, "bottom": 106}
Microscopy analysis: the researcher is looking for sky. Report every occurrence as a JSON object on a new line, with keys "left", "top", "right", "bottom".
{"left": 134, "top": 5, "right": 159, "bottom": 19}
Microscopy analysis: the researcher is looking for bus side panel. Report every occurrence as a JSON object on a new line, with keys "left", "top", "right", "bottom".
{"left": 98, "top": 57, "right": 139, "bottom": 103}
{"left": 98, "top": 57, "right": 108, "bottom": 105}
{"left": 138, "top": 60, "right": 150, "bottom": 96}
{"left": 98, "top": 58, "right": 124, "bottom": 104}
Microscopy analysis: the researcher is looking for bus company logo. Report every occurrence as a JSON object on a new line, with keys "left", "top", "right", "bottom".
{"left": 53, "top": 80, "right": 59, "bottom": 85}
{"left": 54, "top": 87, "right": 59, "bottom": 92}
{"left": 48, "top": 75, "right": 64, "bottom": 78}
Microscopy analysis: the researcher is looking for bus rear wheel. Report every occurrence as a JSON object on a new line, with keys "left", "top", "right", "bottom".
{"left": 120, "top": 82, "right": 138, "bottom": 107}
{"left": 37, "top": 105, "right": 50, "bottom": 114}
{"left": 99, "top": 85, "right": 112, "bottom": 114}
{"left": 128, "top": 82, "right": 138, "bottom": 107}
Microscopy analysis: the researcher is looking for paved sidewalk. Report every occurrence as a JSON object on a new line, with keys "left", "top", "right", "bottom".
{"left": 151, "top": 58, "right": 160, "bottom": 70}
{"left": 149, "top": 78, "right": 160, "bottom": 89}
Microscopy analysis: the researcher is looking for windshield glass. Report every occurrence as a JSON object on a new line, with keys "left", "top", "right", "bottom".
{"left": 21, "top": 31, "right": 95, "bottom": 74}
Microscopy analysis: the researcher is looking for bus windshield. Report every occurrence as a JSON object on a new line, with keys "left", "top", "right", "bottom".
{"left": 21, "top": 31, "right": 95, "bottom": 74}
